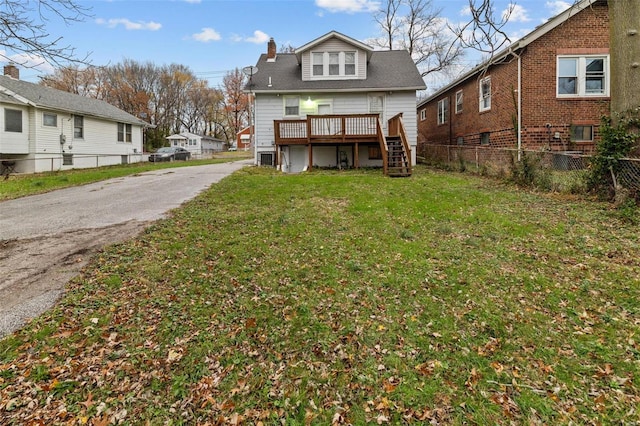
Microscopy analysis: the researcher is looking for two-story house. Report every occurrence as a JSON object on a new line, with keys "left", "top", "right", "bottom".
{"left": 247, "top": 31, "right": 426, "bottom": 176}
{"left": 0, "top": 65, "right": 149, "bottom": 174}
{"left": 417, "top": 0, "right": 609, "bottom": 156}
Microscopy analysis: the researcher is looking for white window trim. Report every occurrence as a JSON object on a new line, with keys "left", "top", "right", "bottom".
{"left": 455, "top": 90, "right": 463, "bottom": 114}
{"left": 420, "top": 109, "right": 426, "bottom": 121}
{"left": 43, "top": 112, "right": 57, "bottom": 127}
{"left": 437, "top": 98, "right": 448, "bottom": 125}
{"left": 556, "top": 55, "right": 610, "bottom": 98}
{"left": 310, "top": 51, "right": 359, "bottom": 80}
{"left": 283, "top": 96, "right": 300, "bottom": 117}
{"left": 479, "top": 77, "right": 491, "bottom": 112}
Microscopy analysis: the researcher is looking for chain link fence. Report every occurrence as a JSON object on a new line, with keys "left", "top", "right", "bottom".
{"left": 417, "top": 144, "right": 640, "bottom": 195}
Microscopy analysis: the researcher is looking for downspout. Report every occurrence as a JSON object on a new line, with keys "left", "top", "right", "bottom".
{"left": 517, "top": 52, "right": 522, "bottom": 161}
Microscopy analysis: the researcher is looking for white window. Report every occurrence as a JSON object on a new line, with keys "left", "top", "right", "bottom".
{"left": 368, "top": 94, "right": 384, "bottom": 118}
{"left": 420, "top": 109, "right": 426, "bottom": 121}
{"left": 345, "top": 52, "right": 356, "bottom": 75}
{"left": 117, "top": 123, "right": 132, "bottom": 142}
{"left": 284, "top": 97, "right": 300, "bottom": 116}
{"left": 329, "top": 52, "right": 339, "bottom": 76}
{"left": 437, "top": 98, "right": 448, "bottom": 125}
{"left": 4, "top": 108, "right": 22, "bottom": 132}
{"left": 312, "top": 53, "right": 324, "bottom": 76}
{"left": 455, "top": 90, "right": 463, "bottom": 114}
{"left": 73, "top": 115, "right": 84, "bottom": 138}
{"left": 557, "top": 55, "right": 609, "bottom": 97}
{"left": 479, "top": 77, "right": 491, "bottom": 112}
{"left": 43, "top": 112, "right": 57, "bottom": 127}
{"left": 310, "top": 51, "right": 357, "bottom": 78}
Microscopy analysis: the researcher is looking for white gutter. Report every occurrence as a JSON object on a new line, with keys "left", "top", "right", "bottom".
{"left": 517, "top": 53, "right": 522, "bottom": 161}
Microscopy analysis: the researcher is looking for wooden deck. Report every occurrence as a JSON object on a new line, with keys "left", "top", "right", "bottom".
{"left": 274, "top": 114, "right": 380, "bottom": 145}
{"left": 272, "top": 113, "right": 412, "bottom": 176}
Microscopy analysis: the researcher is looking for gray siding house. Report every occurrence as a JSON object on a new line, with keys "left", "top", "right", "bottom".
{"left": 0, "top": 65, "right": 149, "bottom": 174}
{"left": 247, "top": 31, "right": 426, "bottom": 176}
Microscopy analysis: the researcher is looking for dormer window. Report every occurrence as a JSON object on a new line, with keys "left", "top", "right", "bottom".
{"left": 311, "top": 51, "right": 358, "bottom": 78}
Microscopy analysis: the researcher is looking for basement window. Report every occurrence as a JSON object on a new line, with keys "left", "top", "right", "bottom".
{"left": 571, "top": 125, "right": 593, "bottom": 142}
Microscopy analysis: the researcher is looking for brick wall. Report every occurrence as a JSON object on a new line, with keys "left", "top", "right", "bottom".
{"left": 418, "top": 1, "right": 610, "bottom": 155}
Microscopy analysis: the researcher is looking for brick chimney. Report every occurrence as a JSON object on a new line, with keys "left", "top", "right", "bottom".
{"left": 267, "top": 37, "right": 276, "bottom": 60}
{"left": 3, "top": 64, "right": 19, "bottom": 79}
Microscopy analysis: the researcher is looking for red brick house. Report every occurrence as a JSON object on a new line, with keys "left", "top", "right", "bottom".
{"left": 417, "top": 0, "right": 609, "bottom": 155}
{"left": 235, "top": 126, "right": 253, "bottom": 151}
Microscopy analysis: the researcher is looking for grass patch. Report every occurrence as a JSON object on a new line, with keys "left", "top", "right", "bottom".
{"left": 0, "top": 152, "right": 251, "bottom": 201}
{"left": 1, "top": 165, "right": 639, "bottom": 424}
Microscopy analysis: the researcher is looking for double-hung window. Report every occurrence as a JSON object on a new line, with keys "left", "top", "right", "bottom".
{"left": 117, "top": 122, "right": 132, "bottom": 142}
{"left": 479, "top": 77, "right": 491, "bottom": 112}
{"left": 345, "top": 52, "right": 356, "bottom": 75}
{"left": 329, "top": 52, "right": 340, "bottom": 76}
{"left": 310, "top": 51, "right": 357, "bottom": 78}
{"left": 557, "top": 55, "right": 609, "bottom": 97}
{"left": 284, "top": 97, "right": 300, "bottom": 116}
{"left": 312, "top": 53, "right": 324, "bottom": 76}
{"left": 455, "top": 90, "right": 463, "bottom": 114}
{"left": 437, "top": 98, "right": 449, "bottom": 125}
{"left": 73, "top": 115, "right": 84, "bottom": 138}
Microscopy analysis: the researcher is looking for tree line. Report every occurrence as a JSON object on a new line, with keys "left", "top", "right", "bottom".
{"left": 39, "top": 61, "right": 249, "bottom": 151}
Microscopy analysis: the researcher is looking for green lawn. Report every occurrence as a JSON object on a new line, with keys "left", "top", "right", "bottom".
{"left": 0, "top": 151, "right": 252, "bottom": 201}
{"left": 1, "top": 165, "right": 639, "bottom": 424}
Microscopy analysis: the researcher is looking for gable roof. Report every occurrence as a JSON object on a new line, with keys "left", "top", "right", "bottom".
{"left": 295, "top": 30, "right": 374, "bottom": 62}
{"left": 418, "top": 0, "right": 604, "bottom": 107}
{"left": 250, "top": 50, "right": 426, "bottom": 93}
{"left": 0, "top": 75, "right": 149, "bottom": 126}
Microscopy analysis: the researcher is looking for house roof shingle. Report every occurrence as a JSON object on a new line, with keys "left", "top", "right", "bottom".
{"left": 0, "top": 75, "right": 149, "bottom": 126}
{"left": 249, "top": 47, "right": 426, "bottom": 93}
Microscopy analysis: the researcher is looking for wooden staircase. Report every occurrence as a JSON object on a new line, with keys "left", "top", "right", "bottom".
{"left": 386, "top": 135, "right": 412, "bottom": 177}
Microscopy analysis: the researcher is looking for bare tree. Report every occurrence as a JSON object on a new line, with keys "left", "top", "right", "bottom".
{"left": 449, "top": 0, "right": 516, "bottom": 58}
{"left": 373, "top": 0, "right": 463, "bottom": 78}
{"left": 221, "top": 68, "right": 248, "bottom": 142}
{"left": 0, "top": 0, "right": 92, "bottom": 67}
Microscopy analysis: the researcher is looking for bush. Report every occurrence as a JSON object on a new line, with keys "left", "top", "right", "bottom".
{"left": 587, "top": 112, "right": 640, "bottom": 198}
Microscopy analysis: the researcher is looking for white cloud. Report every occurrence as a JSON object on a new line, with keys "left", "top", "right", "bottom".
{"left": 183, "top": 0, "right": 201, "bottom": 3}
{"left": 96, "top": 18, "right": 161, "bottom": 31}
{"left": 315, "top": 0, "right": 380, "bottom": 14}
{"left": 192, "top": 27, "right": 221, "bottom": 42}
{"left": 0, "top": 52, "right": 55, "bottom": 75}
{"left": 504, "top": 4, "right": 531, "bottom": 23}
{"left": 230, "top": 30, "right": 270, "bottom": 44}
{"left": 546, "top": 1, "right": 572, "bottom": 16}
{"left": 246, "top": 30, "right": 270, "bottom": 44}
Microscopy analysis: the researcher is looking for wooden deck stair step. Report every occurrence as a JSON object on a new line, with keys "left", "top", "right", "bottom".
{"left": 386, "top": 136, "right": 411, "bottom": 177}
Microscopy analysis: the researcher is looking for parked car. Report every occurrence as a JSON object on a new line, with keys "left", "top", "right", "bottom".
{"left": 149, "top": 147, "right": 191, "bottom": 162}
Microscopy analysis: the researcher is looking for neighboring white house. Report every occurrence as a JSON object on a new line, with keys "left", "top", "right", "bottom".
{"left": 0, "top": 65, "right": 149, "bottom": 174}
{"left": 246, "top": 31, "right": 426, "bottom": 175}
{"left": 166, "top": 132, "right": 226, "bottom": 156}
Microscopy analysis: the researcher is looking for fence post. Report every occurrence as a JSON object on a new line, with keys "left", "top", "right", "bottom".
{"left": 476, "top": 147, "right": 479, "bottom": 170}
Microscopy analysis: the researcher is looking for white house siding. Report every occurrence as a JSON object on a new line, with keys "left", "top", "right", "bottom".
{"left": 0, "top": 105, "right": 29, "bottom": 154}
{"left": 301, "top": 39, "right": 367, "bottom": 81}
{"left": 386, "top": 91, "right": 419, "bottom": 165}
{"left": 27, "top": 111, "right": 144, "bottom": 173}
{"left": 254, "top": 90, "right": 419, "bottom": 169}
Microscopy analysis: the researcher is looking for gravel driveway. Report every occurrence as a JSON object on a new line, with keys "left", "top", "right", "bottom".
{"left": 0, "top": 160, "right": 251, "bottom": 338}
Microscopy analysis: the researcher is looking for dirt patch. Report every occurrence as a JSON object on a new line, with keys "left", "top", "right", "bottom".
{"left": 0, "top": 221, "right": 149, "bottom": 338}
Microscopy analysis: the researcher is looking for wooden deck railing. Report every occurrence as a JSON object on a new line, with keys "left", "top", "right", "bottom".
{"left": 388, "top": 113, "right": 412, "bottom": 175}
{"left": 274, "top": 114, "right": 380, "bottom": 145}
